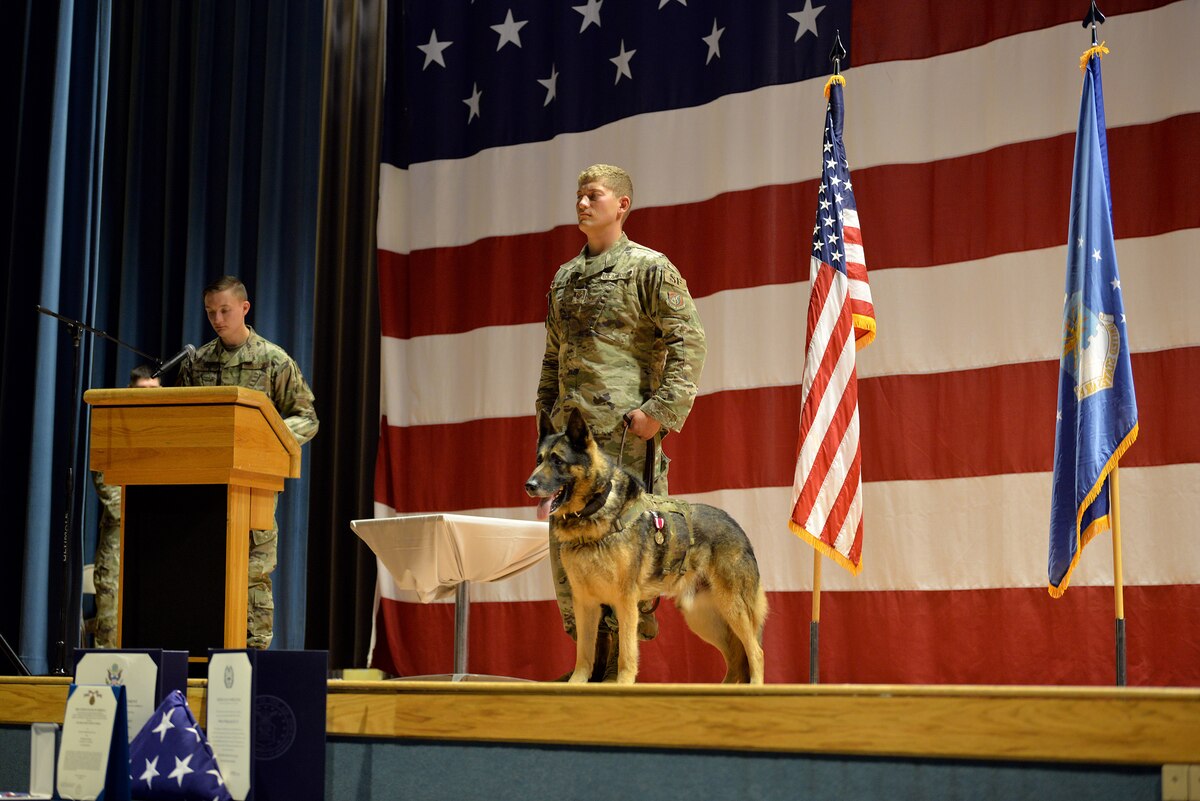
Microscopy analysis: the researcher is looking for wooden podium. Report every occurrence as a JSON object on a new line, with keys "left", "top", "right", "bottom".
{"left": 84, "top": 386, "right": 300, "bottom": 655}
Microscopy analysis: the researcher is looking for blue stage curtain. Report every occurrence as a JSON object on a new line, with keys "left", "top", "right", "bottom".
{"left": 7, "top": 0, "right": 114, "bottom": 676}
{"left": 4, "top": 0, "right": 324, "bottom": 673}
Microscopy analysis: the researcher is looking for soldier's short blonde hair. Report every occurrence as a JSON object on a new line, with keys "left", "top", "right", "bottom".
{"left": 578, "top": 164, "right": 633, "bottom": 205}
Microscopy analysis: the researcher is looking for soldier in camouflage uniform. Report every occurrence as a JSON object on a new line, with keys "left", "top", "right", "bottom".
{"left": 90, "top": 365, "right": 161, "bottom": 648}
{"left": 177, "top": 276, "right": 319, "bottom": 649}
{"left": 537, "top": 164, "right": 706, "bottom": 677}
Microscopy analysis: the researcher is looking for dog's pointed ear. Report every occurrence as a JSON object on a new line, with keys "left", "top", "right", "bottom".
{"left": 565, "top": 407, "right": 592, "bottom": 448}
{"left": 536, "top": 409, "right": 555, "bottom": 443}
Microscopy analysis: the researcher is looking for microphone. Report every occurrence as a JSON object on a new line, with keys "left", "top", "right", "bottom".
{"left": 152, "top": 344, "right": 196, "bottom": 378}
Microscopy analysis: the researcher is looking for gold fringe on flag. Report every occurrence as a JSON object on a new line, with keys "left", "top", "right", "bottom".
{"left": 823, "top": 73, "right": 846, "bottom": 99}
{"left": 853, "top": 314, "right": 877, "bottom": 350}
{"left": 789, "top": 520, "right": 863, "bottom": 576}
{"left": 1047, "top": 422, "right": 1139, "bottom": 598}
{"left": 1079, "top": 41, "right": 1109, "bottom": 73}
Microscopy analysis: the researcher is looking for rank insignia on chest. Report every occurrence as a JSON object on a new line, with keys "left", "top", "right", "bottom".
{"left": 664, "top": 290, "right": 685, "bottom": 310}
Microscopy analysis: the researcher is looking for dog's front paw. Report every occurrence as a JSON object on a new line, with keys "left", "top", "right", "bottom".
{"left": 568, "top": 670, "right": 591, "bottom": 684}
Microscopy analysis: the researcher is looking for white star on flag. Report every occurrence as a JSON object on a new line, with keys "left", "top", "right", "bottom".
{"left": 610, "top": 40, "right": 636, "bottom": 84}
{"left": 208, "top": 768, "right": 225, "bottom": 787}
{"left": 139, "top": 756, "right": 161, "bottom": 788}
{"left": 537, "top": 64, "right": 559, "bottom": 106}
{"left": 463, "top": 83, "right": 482, "bottom": 122}
{"left": 168, "top": 754, "right": 195, "bottom": 787}
{"left": 185, "top": 725, "right": 201, "bottom": 742}
{"left": 417, "top": 30, "right": 452, "bottom": 70}
{"left": 490, "top": 9, "right": 528, "bottom": 51}
{"left": 1092, "top": 248, "right": 1102, "bottom": 261}
{"left": 702, "top": 19, "right": 724, "bottom": 64}
{"left": 152, "top": 710, "right": 175, "bottom": 742}
{"left": 572, "top": 0, "right": 602, "bottom": 33}
{"left": 788, "top": 0, "right": 824, "bottom": 42}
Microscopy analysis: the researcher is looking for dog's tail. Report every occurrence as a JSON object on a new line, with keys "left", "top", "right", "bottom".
{"left": 725, "top": 583, "right": 768, "bottom": 683}
{"left": 749, "top": 583, "right": 769, "bottom": 645}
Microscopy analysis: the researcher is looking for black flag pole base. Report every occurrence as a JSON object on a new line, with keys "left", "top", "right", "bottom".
{"left": 809, "top": 621, "right": 819, "bottom": 684}
{"left": 1115, "top": 618, "right": 1127, "bottom": 686}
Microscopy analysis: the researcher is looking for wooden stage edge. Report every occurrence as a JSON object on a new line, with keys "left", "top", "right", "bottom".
{"left": 3, "top": 677, "right": 1198, "bottom": 766}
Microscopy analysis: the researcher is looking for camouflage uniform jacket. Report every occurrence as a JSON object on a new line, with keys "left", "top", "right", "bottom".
{"left": 177, "top": 327, "right": 319, "bottom": 445}
{"left": 537, "top": 234, "right": 706, "bottom": 442}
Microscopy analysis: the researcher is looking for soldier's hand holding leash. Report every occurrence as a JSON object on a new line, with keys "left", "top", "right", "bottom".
{"left": 623, "top": 409, "right": 661, "bottom": 441}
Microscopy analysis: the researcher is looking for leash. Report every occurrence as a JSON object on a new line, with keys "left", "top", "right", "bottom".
{"left": 617, "top": 417, "right": 630, "bottom": 472}
{"left": 619, "top": 411, "right": 659, "bottom": 491}
{"left": 623, "top": 411, "right": 662, "bottom": 616}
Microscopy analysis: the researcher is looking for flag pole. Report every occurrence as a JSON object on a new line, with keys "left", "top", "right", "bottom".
{"left": 808, "top": 29, "right": 847, "bottom": 687}
{"left": 810, "top": 550, "right": 821, "bottom": 683}
{"left": 1111, "top": 466, "right": 1126, "bottom": 685}
{"left": 1082, "top": 0, "right": 1126, "bottom": 688}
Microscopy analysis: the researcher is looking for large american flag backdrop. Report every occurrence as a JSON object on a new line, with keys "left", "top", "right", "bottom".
{"left": 374, "top": 0, "right": 1200, "bottom": 684}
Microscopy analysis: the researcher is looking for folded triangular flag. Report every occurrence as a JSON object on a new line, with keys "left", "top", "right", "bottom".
{"left": 129, "top": 690, "right": 233, "bottom": 801}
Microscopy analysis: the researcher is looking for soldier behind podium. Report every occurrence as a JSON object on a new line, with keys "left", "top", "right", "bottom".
{"left": 89, "top": 365, "right": 161, "bottom": 648}
{"left": 176, "top": 275, "right": 319, "bottom": 648}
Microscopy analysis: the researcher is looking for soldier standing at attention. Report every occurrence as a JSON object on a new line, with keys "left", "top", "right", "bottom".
{"left": 177, "top": 275, "right": 319, "bottom": 649}
{"left": 536, "top": 164, "right": 707, "bottom": 680}
{"left": 90, "top": 365, "right": 161, "bottom": 648}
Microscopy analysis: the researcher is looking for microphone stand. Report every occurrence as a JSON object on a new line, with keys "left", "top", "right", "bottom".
{"left": 33, "top": 305, "right": 159, "bottom": 675}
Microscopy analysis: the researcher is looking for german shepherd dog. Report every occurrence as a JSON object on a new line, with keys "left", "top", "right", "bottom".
{"left": 525, "top": 408, "right": 767, "bottom": 684}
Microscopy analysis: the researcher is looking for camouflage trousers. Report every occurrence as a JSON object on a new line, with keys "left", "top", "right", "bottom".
{"left": 92, "top": 523, "right": 121, "bottom": 649}
{"left": 550, "top": 429, "right": 669, "bottom": 641}
{"left": 248, "top": 493, "right": 280, "bottom": 649}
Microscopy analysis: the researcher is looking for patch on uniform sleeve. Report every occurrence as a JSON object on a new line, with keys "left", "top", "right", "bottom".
{"left": 664, "top": 289, "right": 686, "bottom": 310}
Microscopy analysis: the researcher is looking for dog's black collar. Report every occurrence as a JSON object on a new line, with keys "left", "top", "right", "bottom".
{"left": 572, "top": 480, "right": 612, "bottom": 518}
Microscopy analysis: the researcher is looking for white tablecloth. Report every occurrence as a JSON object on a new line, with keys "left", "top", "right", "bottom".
{"left": 350, "top": 514, "right": 550, "bottom": 603}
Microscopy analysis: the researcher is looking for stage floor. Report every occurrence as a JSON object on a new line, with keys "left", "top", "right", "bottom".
{"left": 2, "top": 676, "right": 1198, "bottom": 765}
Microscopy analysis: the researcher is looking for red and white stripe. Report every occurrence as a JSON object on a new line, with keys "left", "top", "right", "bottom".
{"left": 373, "top": 0, "right": 1200, "bottom": 685}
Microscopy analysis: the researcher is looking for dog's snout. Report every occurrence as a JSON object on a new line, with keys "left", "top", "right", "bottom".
{"left": 524, "top": 478, "right": 539, "bottom": 496}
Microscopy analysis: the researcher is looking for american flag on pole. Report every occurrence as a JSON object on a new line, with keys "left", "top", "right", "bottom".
{"left": 789, "top": 75, "right": 875, "bottom": 574}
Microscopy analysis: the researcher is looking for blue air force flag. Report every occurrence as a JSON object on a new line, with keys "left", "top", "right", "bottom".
{"left": 1048, "top": 51, "right": 1138, "bottom": 597}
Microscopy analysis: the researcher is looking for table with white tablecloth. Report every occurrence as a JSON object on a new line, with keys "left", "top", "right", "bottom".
{"left": 350, "top": 513, "right": 549, "bottom": 680}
